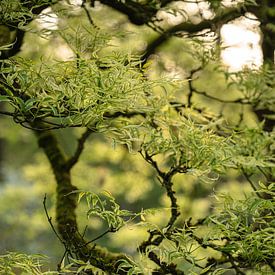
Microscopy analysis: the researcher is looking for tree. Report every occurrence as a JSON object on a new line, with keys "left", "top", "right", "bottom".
{"left": 0, "top": 0, "right": 274, "bottom": 274}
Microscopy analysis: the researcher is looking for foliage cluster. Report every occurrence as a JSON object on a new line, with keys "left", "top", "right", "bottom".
{"left": 0, "top": 0, "right": 274, "bottom": 274}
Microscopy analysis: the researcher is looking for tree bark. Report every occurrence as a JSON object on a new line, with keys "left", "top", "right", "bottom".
{"left": 34, "top": 124, "right": 128, "bottom": 273}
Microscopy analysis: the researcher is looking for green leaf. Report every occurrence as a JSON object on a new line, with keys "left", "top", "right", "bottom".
{"left": 0, "top": 95, "right": 10, "bottom": 102}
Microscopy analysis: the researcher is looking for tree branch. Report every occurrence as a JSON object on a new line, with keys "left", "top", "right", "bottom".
{"left": 34, "top": 122, "right": 129, "bottom": 273}
{"left": 99, "top": 0, "right": 174, "bottom": 25}
{"left": 138, "top": 150, "right": 184, "bottom": 267}
{"left": 141, "top": 6, "right": 246, "bottom": 64}
{"left": 81, "top": 0, "right": 97, "bottom": 27}
{"left": 148, "top": 251, "right": 184, "bottom": 275}
{"left": 65, "top": 128, "right": 93, "bottom": 171}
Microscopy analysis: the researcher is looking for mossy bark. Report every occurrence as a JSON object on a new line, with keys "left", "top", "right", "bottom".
{"left": 34, "top": 125, "right": 127, "bottom": 274}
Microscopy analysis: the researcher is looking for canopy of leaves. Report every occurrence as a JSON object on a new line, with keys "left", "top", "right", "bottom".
{"left": 0, "top": 0, "right": 274, "bottom": 274}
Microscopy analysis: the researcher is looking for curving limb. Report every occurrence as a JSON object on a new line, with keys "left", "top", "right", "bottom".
{"left": 138, "top": 150, "right": 187, "bottom": 272}
{"left": 34, "top": 122, "right": 129, "bottom": 273}
{"left": 141, "top": 6, "right": 247, "bottom": 65}
{"left": 66, "top": 128, "right": 93, "bottom": 171}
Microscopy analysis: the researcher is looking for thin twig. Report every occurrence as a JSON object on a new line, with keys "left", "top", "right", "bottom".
{"left": 139, "top": 150, "right": 166, "bottom": 178}
{"left": 83, "top": 227, "right": 116, "bottom": 247}
{"left": 187, "top": 67, "right": 201, "bottom": 107}
{"left": 81, "top": 0, "right": 97, "bottom": 27}
{"left": 0, "top": 110, "right": 14, "bottom": 117}
{"left": 82, "top": 225, "right": 88, "bottom": 238}
{"left": 66, "top": 128, "right": 93, "bottom": 170}
{"left": 138, "top": 149, "right": 182, "bottom": 255}
{"left": 43, "top": 194, "right": 64, "bottom": 244}
{"left": 43, "top": 194, "right": 74, "bottom": 270}
{"left": 192, "top": 89, "right": 248, "bottom": 104}
{"left": 57, "top": 250, "right": 68, "bottom": 272}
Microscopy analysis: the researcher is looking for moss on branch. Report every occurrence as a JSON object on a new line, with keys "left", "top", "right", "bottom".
{"left": 34, "top": 123, "right": 128, "bottom": 273}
